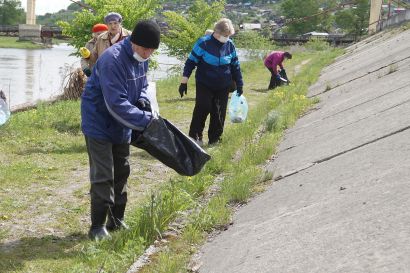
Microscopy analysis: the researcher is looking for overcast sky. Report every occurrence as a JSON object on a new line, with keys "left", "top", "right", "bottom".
{"left": 20, "top": 0, "right": 73, "bottom": 16}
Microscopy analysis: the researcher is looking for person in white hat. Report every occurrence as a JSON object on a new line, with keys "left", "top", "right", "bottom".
{"left": 89, "top": 12, "right": 131, "bottom": 67}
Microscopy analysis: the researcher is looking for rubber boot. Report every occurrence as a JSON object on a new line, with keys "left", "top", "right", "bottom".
{"left": 88, "top": 203, "right": 111, "bottom": 241}
{"left": 106, "top": 204, "right": 129, "bottom": 232}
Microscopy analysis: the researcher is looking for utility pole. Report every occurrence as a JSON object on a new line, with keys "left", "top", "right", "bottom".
{"left": 369, "top": 0, "right": 383, "bottom": 34}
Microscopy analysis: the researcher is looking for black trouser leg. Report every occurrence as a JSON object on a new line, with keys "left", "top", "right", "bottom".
{"left": 189, "top": 83, "right": 213, "bottom": 141}
{"left": 268, "top": 75, "right": 275, "bottom": 90}
{"left": 208, "top": 89, "right": 229, "bottom": 144}
{"left": 89, "top": 182, "right": 112, "bottom": 239}
{"left": 112, "top": 143, "right": 129, "bottom": 206}
{"left": 107, "top": 143, "right": 130, "bottom": 231}
{"left": 85, "top": 136, "right": 118, "bottom": 239}
{"left": 268, "top": 68, "right": 276, "bottom": 90}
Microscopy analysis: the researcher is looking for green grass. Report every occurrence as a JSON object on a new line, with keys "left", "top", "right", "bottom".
{"left": 0, "top": 36, "right": 46, "bottom": 49}
{"left": 387, "top": 63, "right": 398, "bottom": 75}
{"left": 0, "top": 46, "right": 343, "bottom": 272}
{"left": 140, "top": 48, "right": 343, "bottom": 273}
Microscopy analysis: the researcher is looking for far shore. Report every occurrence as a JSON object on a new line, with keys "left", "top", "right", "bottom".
{"left": 0, "top": 36, "right": 69, "bottom": 49}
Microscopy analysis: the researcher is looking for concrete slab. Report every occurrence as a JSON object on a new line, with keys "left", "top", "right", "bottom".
{"left": 309, "top": 28, "right": 410, "bottom": 97}
{"left": 270, "top": 84, "right": 410, "bottom": 178}
{"left": 198, "top": 28, "right": 410, "bottom": 273}
{"left": 200, "top": 130, "right": 410, "bottom": 273}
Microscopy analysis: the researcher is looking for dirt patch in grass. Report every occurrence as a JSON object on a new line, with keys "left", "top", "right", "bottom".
{"left": 0, "top": 147, "right": 173, "bottom": 253}
{"left": 294, "top": 59, "right": 311, "bottom": 75}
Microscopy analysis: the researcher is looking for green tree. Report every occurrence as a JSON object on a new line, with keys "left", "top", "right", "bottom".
{"left": 58, "top": 0, "right": 160, "bottom": 51}
{"left": 37, "top": 9, "right": 76, "bottom": 26}
{"left": 335, "top": 0, "right": 369, "bottom": 37}
{"left": 234, "top": 30, "right": 273, "bottom": 56}
{"left": 0, "top": 0, "right": 25, "bottom": 25}
{"left": 67, "top": 0, "right": 85, "bottom": 12}
{"left": 281, "top": 0, "right": 320, "bottom": 34}
{"left": 316, "top": 0, "right": 337, "bottom": 32}
{"left": 162, "top": 0, "right": 225, "bottom": 61}
{"left": 335, "top": 9, "right": 354, "bottom": 32}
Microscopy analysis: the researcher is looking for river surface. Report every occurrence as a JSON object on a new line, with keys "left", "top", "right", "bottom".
{"left": 0, "top": 44, "right": 249, "bottom": 109}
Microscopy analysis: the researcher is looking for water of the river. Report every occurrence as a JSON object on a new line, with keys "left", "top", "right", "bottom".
{"left": 0, "top": 44, "right": 250, "bottom": 109}
{"left": 0, "top": 43, "right": 182, "bottom": 109}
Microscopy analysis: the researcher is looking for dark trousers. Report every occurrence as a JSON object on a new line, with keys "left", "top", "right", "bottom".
{"left": 85, "top": 136, "right": 130, "bottom": 208}
{"left": 267, "top": 67, "right": 282, "bottom": 90}
{"left": 189, "top": 82, "right": 229, "bottom": 144}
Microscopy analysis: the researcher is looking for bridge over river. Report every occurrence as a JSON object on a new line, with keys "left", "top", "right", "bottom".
{"left": 0, "top": 25, "right": 65, "bottom": 39}
{"left": 272, "top": 33, "right": 357, "bottom": 45}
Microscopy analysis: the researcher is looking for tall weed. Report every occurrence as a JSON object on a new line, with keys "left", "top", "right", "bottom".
{"left": 305, "top": 38, "right": 331, "bottom": 51}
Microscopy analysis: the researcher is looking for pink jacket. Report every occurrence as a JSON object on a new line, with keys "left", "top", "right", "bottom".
{"left": 264, "top": 51, "right": 285, "bottom": 75}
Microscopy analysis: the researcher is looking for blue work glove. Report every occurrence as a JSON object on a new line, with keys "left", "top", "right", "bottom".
{"left": 179, "top": 83, "right": 187, "bottom": 98}
{"left": 136, "top": 98, "right": 152, "bottom": 112}
{"left": 83, "top": 68, "right": 91, "bottom": 77}
{"left": 236, "top": 86, "right": 243, "bottom": 96}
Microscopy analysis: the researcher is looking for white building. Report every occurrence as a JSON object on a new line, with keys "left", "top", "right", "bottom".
{"left": 240, "top": 23, "right": 262, "bottom": 30}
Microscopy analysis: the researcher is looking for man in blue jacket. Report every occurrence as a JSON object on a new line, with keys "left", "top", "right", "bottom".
{"left": 81, "top": 19, "right": 160, "bottom": 240}
{"left": 178, "top": 18, "right": 244, "bottom": 146}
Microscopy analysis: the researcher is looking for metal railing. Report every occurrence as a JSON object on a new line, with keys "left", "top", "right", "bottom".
{"left": 271, "top": 34, "right": 357, "bottom": 45}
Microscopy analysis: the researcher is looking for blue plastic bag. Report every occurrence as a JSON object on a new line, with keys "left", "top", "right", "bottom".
{"left": 228, "top": 90, "right": 248, "bottom": 123}
{"left": 0, "top": 98, "right": 10, "bottom": 126}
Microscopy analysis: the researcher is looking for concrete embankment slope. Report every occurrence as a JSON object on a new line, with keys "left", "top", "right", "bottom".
{"left": 199, "top": 28, "right": 410, "bottom": 273}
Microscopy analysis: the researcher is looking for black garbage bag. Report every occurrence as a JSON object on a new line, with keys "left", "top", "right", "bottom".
{"left": 279, "top": 69, "right": 291, "bottom": 84}
{"left": 269, "top": 69, "right": 291, "bottom": 90}
{"left": 268, "top": 75, "right": 282, "bottom": 90}
{"left": 131, "top": 117, "right": 211, "bottom": 176}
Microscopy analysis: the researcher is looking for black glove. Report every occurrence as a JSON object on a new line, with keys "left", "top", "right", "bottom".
{"left": 236, "top": 86, "right": 243, "bottom": 96}
{"left": 179, "top": 83, "right": 187, "bottom": 98}
{"left": 136, "top": 98, "right": 152, "bottom": 112}
{"left": 83, "top": 68, "right": 91, "bottom": 77}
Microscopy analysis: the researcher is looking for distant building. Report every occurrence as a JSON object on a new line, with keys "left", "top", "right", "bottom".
{"left": 303, "top": 31, "right": 329, "bottom": 37}
{"left": 394, "top": 8, "right": 406, "bottom": 14}
{"left": 225, "top": 4, "right": 236, "bottom": 11}
{"left": 268, "top": 21, "right": 278, "bottom": 29}
{"left": 240, "top": 23, "right": 262, "bottom": 31}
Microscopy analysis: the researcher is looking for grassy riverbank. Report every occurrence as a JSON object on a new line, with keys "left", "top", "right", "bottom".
{"left": 0, "top": 36, "right": 71, "bottom": 49}
{"left": 0, "top": 42, "right": 343, "bottom": 272}
{"left": 0, "top": 36, "right": 46, "bottom": 49}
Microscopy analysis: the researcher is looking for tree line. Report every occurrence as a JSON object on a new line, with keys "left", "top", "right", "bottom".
{"left": 1, "top": 0, "right": 370, "bottom": 38}
{"left": 1, "top": 0, "right": 371, "bottom": 57}
{"left": 0, "top": 0, "right": 25, "bottom": 24}
{"left": 281, "top": 0, "right": 370, "bottom": 37}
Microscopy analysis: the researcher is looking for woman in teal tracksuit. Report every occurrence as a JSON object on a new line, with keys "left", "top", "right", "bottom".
{"left": 178, "top": 18, "right": 244, "bottom": 146}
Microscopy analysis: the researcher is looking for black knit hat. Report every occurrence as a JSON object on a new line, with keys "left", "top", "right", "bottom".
{"left": 130, "top": 20, "right": 161, "bottom": 49}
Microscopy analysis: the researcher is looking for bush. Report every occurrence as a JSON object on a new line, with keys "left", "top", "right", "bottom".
{"left": 305, "top": 38, "right": 330, "bottom": 51}
{"left": 234, "top": 30, "right": 273, "bottom": 51}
